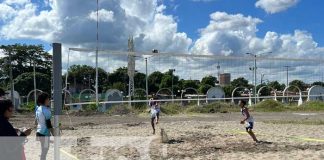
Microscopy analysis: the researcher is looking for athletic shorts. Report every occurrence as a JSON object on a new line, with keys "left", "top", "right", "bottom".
{"left": 245, "top": 122, "right": 254, "bottom": 131}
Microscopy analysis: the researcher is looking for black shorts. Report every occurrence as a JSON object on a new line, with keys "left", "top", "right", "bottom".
{"left": 245, "top": 122, "right": 254, "bottom": 131}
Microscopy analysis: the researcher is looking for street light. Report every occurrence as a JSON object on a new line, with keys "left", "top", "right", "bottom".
{"left": 246, "top": 52, "right": 272, "bottom": 105}
{"left": 169, "top": 69, "right": 176, "bottom": 103}
{"left": 145, "top": 49, "right": 158, "bottom": 105}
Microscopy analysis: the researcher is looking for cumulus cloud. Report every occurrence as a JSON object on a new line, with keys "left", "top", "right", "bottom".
{"left": 88, "top": 9, "right": 114, "bottom": 22}
{"left": 0, "top": 0, "right": 323, "bottom": 84}
{"left": 190, "top": 11, "right": 324, "bottom": 83}
{"left": 255, "top": 0, "right": 299, "bottom": 14}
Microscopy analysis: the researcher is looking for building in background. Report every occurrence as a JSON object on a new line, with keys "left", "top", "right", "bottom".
{"left": 219, "top": 73, "right": 231, "bottom": 86}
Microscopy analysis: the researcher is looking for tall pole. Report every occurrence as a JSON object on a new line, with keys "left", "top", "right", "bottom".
{"left": 33, "top": 60, "right": 37, "bottom": 106}
{"left": 145, "top": 58, "right": 148, "bottom": 105}
{"left": 95, "top": 0, "right": 99, "bottom": 107}
{"left": 172, "top": 71, "right": 173, "bottom": 102}
{"left": 8, "top": 50, "right": 15, "bottom": 109}
{"left": 170, "top": 69, "right": 175, "bottom": 103}
{"left": 53, "top": 43, "right": 62, "bottom": 160}
{"left": 285, "top": 66, "right": 290, "bottom": 87}
{"left": 254, "top": 55, "right": 257, "bottom": 105}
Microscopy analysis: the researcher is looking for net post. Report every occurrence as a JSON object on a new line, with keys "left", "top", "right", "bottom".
{"left": 53, "top": 43, "right": 62, "bottom": 160}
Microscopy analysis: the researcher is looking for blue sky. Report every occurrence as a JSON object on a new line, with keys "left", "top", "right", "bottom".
{"left": 1, "top": 0, "right": 324, "bottom": 82}
{"left": 162, "top": 0, "right": 324, "bottom": 45}
{"left": 1, "top": 0, "right": 324, "bottom": 49}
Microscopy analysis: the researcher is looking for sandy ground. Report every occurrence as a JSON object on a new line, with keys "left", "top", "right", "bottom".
{"left": 9, "top": 112, "right": 324, "bottom": 160}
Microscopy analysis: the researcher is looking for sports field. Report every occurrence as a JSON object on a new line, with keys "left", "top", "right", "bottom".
{"left": 11, "top": 112, "right": 324, "bottom": 160}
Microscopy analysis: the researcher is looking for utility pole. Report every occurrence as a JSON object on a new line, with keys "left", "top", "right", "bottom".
{"left": 8, "top": 50, "right": 15, "bottom": 109}
{"left": 254, "top": 54, "right": 256, "bottom": 105}
{"left": 261, "top": 74, "right": 265, "bottom": 84}
{"left": 95, "top": 0, "right": 99, "bottom": 107}
{"left": 33, "top": 60, "right": 37, "bottom": 106}
{"left": 145, "top": 57, "right": 148, "bottom": 105}
{"left": 169, "top": 69, "right": 175, "bottom": 103}
{"left": 284, "top": 66, "right": 290, "bottom": 87}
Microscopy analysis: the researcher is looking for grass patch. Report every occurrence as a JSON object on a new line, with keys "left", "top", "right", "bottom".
{"left": 263, "top": 120, "right": 324, "bottom": 125}
{"left": 293, "top": 101, "right": 324, "bottom": 111}
{"left": 251, "top": 99, "right": 286, "bottom": 112}
{"left": 186, "top": 102, "right": 236, "bottom": 113}
{"left": 82, "top": 103, "right": 98, "bottom": 112}
{"left": 160, "top": 103, "right": 183, "bottom": 115}
{"left": 20, "top": 102, "right": 37, "bottom": 112}
{"left": 106, "top": 104, "right": 133, "bottom": 115}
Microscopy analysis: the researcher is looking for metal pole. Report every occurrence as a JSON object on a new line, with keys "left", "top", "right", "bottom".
{"left": 171, "top": 70, "right": 174, "bottom": 103}
{"left": 286, "top": 67, "right": 289, "bottom": 87}
{"left": 254, "top": 55, "right": 257, "bottom": 105}
{"left": 33, "top": 60, "right": 37, "bottom": 106}
{"left": 95, "top": 0, "right": 99, "bottom": 107}
{"left": 145, "top": 58, "right": 148, "bottom": 105}
{"left": 8, "top": 50, "right": 15, "bottom": 109}
{"left": 284, "top": 66, "right": 290, "bottom": 87}
{"left": 53, "top": 43, "right": 62, "bottom": 160}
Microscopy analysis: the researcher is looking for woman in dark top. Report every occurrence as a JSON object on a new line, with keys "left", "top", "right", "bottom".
{"left": 0, "top": 99, "right": 32, "bottom": 160}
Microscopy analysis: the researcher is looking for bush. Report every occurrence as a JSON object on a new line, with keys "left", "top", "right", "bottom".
{"left": 252, "top": 99, "right": 285, "bottom": 112}
{"left": 297, "top": 101, "right": 324, "bottom": 111}
{"left": 106, "top": 105, "right": 133, "bottom": 115}
{"left": 20, "top": 102, "right": 37, "bottom": 112}
{"left": 82, "top": 104, "right": 98, "bottom": 111}
{"left": 186, "top": 102, "right": 235, "bottom": 113}
{"left": 160, "top": 103, "right": 182, "bottom": 115}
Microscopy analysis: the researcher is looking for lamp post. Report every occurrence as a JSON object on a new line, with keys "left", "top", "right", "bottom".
{"left": 246, "top": 53, "right": 257, "bottom": 105}
{"left": 169, "top": 69, "right": 176, "bottom": 103}
{"left": 246, "top": 52, "right": 271, "bottom": 105}
{"left": 284, "top": 66, "right": 290, "bottom": 87}
{"left": 145, "top": 49, "right": 158, "bottom": 105}
{"left": 8, "top": 50, "right": 15, "bottom": 109}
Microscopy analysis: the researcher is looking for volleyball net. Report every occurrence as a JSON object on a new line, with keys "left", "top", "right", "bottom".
{"left": 62, "top": 47, "right": 324, "bottom": 109}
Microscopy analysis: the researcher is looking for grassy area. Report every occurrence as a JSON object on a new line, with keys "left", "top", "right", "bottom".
{"left": 106, "top": 104, "right": 134, "bottom": 115}
{"left": 18, "top": 99, "right": 324, "bottom": 116}
{"left": 251, "top": 100, "right": 286, "bottom": 112}
{"left": 250, "top": 100, "right": 324, "bottom": 112}
{"left": 186, "top": 102, "right": 236, "bottom": 113}
{"left": 263, "top": 120, "right": 324, "bottom": 125}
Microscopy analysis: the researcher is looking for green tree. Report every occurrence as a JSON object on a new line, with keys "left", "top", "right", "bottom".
{"left": 0, "top": 44, "right": 52, "bottom": 93}
{"left": 0, "top": 44, "right": 52, "bottom": 81}
{"left": 148, "top": 71, "right": 164, "bottom": 94}
{"left": 223, "top": 85, "right": 236, "bottom": 97}
{"left": 14, "top": 72, "right": 51, "bottom": 96}
{"left": 256, "top": 84, "right": 271, "bottom": 97}
{"left": 134, "top": 72, "right": 146, "bottom": 89}
{"left": 201, "top": 76, "right": 217, "bottom": 87}
{"left": 268, "top": 81, "right": 286, "bottom": 91}
{"left": 182, "top": 80, "right": 199, "bottom": 89}
{"left": 231, "top": 77, "right": 249, "bottom": 88}
{"left": 112, "top": 82, "right": 127, "bottom": 93}
{"left": 312, "top": 81, "right": 324, "bottom": 87}
{"left": 66, "top": 65, "right": 108, "bottom": 92}
{"left": 289, "top": 80, "right": 307, "bottom": 92}
{"left": 199, "top": 84, "right": 212, "bottom": 94}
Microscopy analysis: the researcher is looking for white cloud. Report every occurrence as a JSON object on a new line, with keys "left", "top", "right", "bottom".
{"left": 4, "top": 0, "right": 30, "bottom": 6}
{"left": 191, "top": 12, "right": 262, "bottom": 56}
{"left": 191, "top": 11, "right": 324, "bottom": 83}
{"left": 255, "top": 0, "right": 299, "bottom": 14}
{"left": 88, "top": 9, "right": 114, "bottom": 22}
{"left": 0, "top": 3, "right": 16, "bottom": 21}
{"left": 191, "top": 0, "right": 217, "bottom": 2}
{"left": 0, "top": 1, "right": 323, "bottom": 84}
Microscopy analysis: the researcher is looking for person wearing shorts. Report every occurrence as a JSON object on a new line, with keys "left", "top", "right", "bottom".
{"left": 239, "top": 100, "right": 259, "bottom": 143}
{"left": 150, "top": 105, "right": 158, "bottom": 135}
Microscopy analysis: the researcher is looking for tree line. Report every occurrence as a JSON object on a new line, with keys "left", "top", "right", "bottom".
{"left": 1, "top": 44, "right": 323, "bottom": 97}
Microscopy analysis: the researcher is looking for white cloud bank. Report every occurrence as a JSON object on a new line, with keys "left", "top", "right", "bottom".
{"left": 0, "top": 0, "right": 323, "bottom": 83}
{"left": 255, "top": 0, "right": 299, "bottom": 14}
